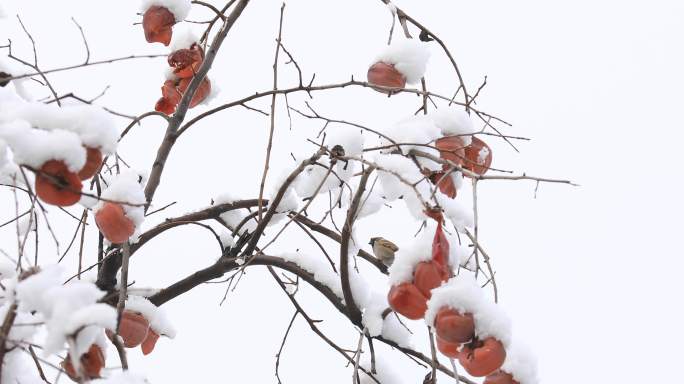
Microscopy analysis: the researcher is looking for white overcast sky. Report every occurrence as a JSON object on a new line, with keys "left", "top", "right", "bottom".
{"left": 1, "top": 0, "right": 683, "bottom": 383}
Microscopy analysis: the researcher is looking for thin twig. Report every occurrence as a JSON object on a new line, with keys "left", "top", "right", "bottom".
{"left": 258, "top": 3, "right": 286, "bottom": 222}
{"left": 70, "top": 18, "right": 90, "bottom": 64}
{"left": 1, "top": 53, "right": 167, "bottom": 82}
{"left": 274, "top": 310, "right": 298, "bottom": 384}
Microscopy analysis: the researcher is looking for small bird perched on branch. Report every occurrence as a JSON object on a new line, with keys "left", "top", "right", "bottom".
{"left": 369, "top": 237, "right": 399, "bottom": 267}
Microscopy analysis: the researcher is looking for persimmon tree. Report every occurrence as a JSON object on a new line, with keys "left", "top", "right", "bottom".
{"left": 0, "top": 1, "right": 574, "bottom": 383}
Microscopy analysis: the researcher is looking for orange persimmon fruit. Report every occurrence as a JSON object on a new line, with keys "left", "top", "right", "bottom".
{"left": 141, "top": 329, "right": 160, "bottom": 355}
{"left": 95, "top": 202, "right": 135, "bottom": 244}
{"left": 429, "top": 170, "right": 457, "bottom": 199}
{"left": 484, "top": 371, "right": 519, "bottom": 384}
{"left": 367, "top": 62, "right": 406, "bottom": 92}
{"left": 161, "top": 79, "right": 182, "bottom": 105}
{"left": 434, "top": 307, "right": 475, "bottom": 344}
{"left": 118, "top": 311, "right": 150, "bottom": 347}
{"left": 413, "top": 261, "right": 447, "bottom": 299}
{"left": 388, "top": 282, "right": 428, "bottom": 320}
{"left": 155, "top": 97, "right": 176, "bottom": 115}
{"left": 155, "top": 79, "right": 182, "bottom": 115}
{"left": 168, "top": 43, "right": 204, "bottom": 79}
{"left": 435, "top": 136, "right": 466, "bottom": 166}
{"left": 77, "top": 147, "right": 103, "bottom": 180}
{"left": 143, "top": 6, "right": 176, "bottom": 45}
{"left": 463, "top": 137, "right": 493, "bottom": 176}
{"left": 436, "top": 336, "right": 460, "bottom": 359}
{"left": 106, "top": 311, "right": 150, "bottom": 348}
{"left": 35, "top": 160, "right": 83, "bottom": 207}
{"left": 458, "top": 337, "right": 507, "bottom": 377}
{"left": 177, "top": 76, "right": 211, "bottom": 107}
{"left": 155, "top": 77, "right": 211, "bottom": 114}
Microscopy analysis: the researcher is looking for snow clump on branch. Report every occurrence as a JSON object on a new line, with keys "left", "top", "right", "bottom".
{"left": 425, "top": 274, "right": 512, "bottom": 347}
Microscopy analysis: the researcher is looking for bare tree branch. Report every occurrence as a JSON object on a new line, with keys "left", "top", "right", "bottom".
{"left": 340, "top": 166, "right": 375, "bottom": 325}
{"left": 144, "top": 0, "right": 252, "bottom": 207}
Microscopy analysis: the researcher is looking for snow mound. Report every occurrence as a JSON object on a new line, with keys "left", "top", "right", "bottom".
{"left": 374, "top": 39, "right": 430, "bottom": 84}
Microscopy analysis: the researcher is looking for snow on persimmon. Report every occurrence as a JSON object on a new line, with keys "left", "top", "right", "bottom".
{"left": 125, "top": 295, "right": 176, "bottom": 355}
{"left": 94, "top": 170, "right": 146, "bottom": 243}
{"left": 498, "top": 341, "right": 540, "bottom": 384}
{"left": 387, "top": 219, "right": 455, "bottom": 319}
{"left": 425, "top": 275, "right": 512, "bottom": 347}
{"left": 372, "top": 39, "right": 430, "bottom": 85}
{"left": 430, "top": 107, "right": 478, "bottom": 144}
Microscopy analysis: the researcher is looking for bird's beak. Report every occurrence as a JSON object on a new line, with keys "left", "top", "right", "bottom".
{"left": 368, "top": 240, "right": 372, "bottom": 245}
